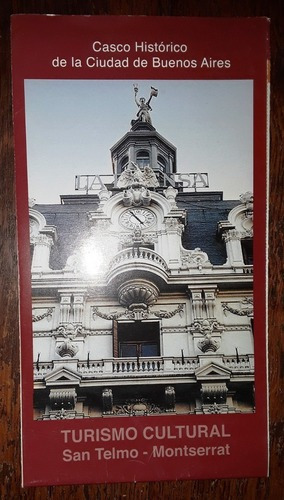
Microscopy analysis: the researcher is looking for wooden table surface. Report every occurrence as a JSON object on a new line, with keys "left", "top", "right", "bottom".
{"left": 0, "top": 1, "right": 283, "bottom": 498}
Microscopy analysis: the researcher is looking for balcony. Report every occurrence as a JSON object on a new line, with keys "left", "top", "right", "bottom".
{"left": 107, "top": 247, "right": 168, "bottom": 285}
{"left": 34, "top": 354, "right": 254, "bottom": 382}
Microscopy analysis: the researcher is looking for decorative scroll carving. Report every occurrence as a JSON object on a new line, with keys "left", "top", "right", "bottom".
{"left": 222, "top": 298, "right": 253, "bottom": 317}
{"left": 56, "top": 323, "right": 83, "bottom": 340}
{"left": 152, "top": 303, "right": 184, "bottom": 319}
{"left": 190, "top": 319, "right": 222, "bottom": 335}
{"left": 114, "top": 398, "right": 162, "bottom": 416}
{"left": 32, "top": 308, "right": 53, "bottom": 323}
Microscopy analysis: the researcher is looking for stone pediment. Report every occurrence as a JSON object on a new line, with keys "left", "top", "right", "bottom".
{"left": 195, "top": 362, "right": 231, "bottom": 381}
{"left": 45, "top": 366, "right": 81, "bottom": 386}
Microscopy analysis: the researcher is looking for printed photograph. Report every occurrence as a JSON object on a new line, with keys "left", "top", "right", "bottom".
{"left": 25, "top": 80, "right": 254, "bottom": 419}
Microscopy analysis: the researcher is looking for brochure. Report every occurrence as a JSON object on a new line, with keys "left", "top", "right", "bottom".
{"left": 11, "top": 15, "right": 269, "bottom": 486}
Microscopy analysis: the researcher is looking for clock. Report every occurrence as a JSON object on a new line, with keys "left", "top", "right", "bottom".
{"left": 119, "top": 208, "right": 156, "bottom": 230}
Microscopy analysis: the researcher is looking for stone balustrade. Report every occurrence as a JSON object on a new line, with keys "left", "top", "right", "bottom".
{"left": 34, "top": 354, "right": 254, "bottom": 380}
{"left": 108, "top": 247, "right": 168, "bottom": 272}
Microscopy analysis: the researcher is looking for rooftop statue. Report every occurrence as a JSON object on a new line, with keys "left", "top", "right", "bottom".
{"left": 132, "top": 84, "right": 158, "bottom": 125}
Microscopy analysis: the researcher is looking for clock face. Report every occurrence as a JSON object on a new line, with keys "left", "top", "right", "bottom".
{"left": 119, "top": 208, "right": 156, "bottom": 230}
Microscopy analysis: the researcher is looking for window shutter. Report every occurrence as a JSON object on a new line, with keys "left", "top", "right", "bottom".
{"left": 113, "top": 320, "right": 118, "bottom": 357}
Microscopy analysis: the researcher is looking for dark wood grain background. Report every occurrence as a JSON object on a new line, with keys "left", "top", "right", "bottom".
{"left": 1, "top": 1, "right": 283, "bottom": 498}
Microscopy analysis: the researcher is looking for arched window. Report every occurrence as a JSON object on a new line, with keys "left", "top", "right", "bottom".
{"left": 136, "top": 150, "right": 150, "bottom": 168}
{"left": 120, "top": 155, "right": 129, "bottom": 171}
{"left": 241, "top": 238, "right": 253, "bottom": 265}
{"left": 157, "top": 154, "right": 167, "bottom": 172}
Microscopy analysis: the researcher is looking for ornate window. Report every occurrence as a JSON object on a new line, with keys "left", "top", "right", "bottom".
{"left": 241, "top": 238, "right": 253, "bottom": 265}
{"left": 157, "top": 154, "right": 167, "bottom": 172}
{"left": 115, "top": 321, "right": 160, "bottom": 358}
{"left": 136, "top": 150, "right": 150, "bottom": 168}
{"left": 120, "top": 155, "right": 129, "bottom": 171}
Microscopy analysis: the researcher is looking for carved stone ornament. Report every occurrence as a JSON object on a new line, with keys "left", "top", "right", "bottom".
{"left": 119, "top": 229, "right": 157, "bottom": 247}
{"left": 93, "top": 303, "right": 184, "bottom": 322}
{"left": 190, "top": 319, "right": 223, "bottom": 335}
{"left": 197, "top": 336, "right": 220, "bottom": 353}
{"left": 49, "top": 388, "right": 77, "bottom": 409}
{"left": 165, "top": 386, "right": 175, "bottom": 412}
{"left": 152, "top": 303, "right": 184, "bottom": 319}
{"left": 181, "top": 248, "right": 210, "bottom": 270}
{"left": 200, "top": 382, "right": 228, "bottom": 404}
{"left": 52, "top": 408, "right": 69, "bottom": 419}
{"left": 222, "top": 298, "right": 253, "bottom": 317}
{"left": 163, "top": 186, "right": 178, "bottom": 208}
{"left": 240, "top": 191, "right": 253, "bottom": 217}
{"left": 114, "top": 398, "right": 162, "bottom": 416}
{"left": 92, "top": 219, "right": 111, "bottom": 232}
{"left": 222, "top": 228, "right": 253, "bottom": 243}
{"left": 56, "top": 340, "right": 79, "bottom": 358}
{"left": 30, "top": 219, "right": 39, "bottom": 238}
{"left": 56, "top": 323, "right": 83, "bottom": 340}
{"left": 32, "top": 308, "right": 53, "bottom": 323}
{"left": 102, "top": 388, "right": 113, "bottom": 415}
{"left": 118, "top": 162, "right": 158, "bottom": 190}
{"left": 124, "top": 308, "right": 150, "bottom": 321}
{"left": 39, "top": 409, "right": 87, "bottom": 420}
{"left": 92, "top": 306, "right": 127, "bottom": 321}
{"left": 202, "top": 402, "right": 230, "bottom": 414}
{"left": 164, "top": 217, "right": 184, "bottom": 233}
{"left": 28, "top": 198, "right": 36, "bottom": 208}
{"left": 117, "top": 280, "right": 159, "bottom": 308}
{"left": 122, "top": 186, "right": 151, "bottom": 207}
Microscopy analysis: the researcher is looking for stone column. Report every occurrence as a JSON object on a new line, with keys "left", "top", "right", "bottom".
{"left": 31, "top": 234, "right": 53, "bottom": 271}
{"left": 204, "top": 288, "right": 217, "bottom": 319}
{"left": 59, "top": 294, "right": 72, "bottom": 324}
{"left": 190, "top": 289, "right": 203, "bottom": 320}
{"left": 223, "top": 229, "right": 244, "bottom": 266}
{"left": 73, "top": 294, "right": 85, "bottom": 324}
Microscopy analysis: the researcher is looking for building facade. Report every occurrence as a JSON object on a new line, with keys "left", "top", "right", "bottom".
{"left": 30, "top": 96, "right": 254, "bottom": 420}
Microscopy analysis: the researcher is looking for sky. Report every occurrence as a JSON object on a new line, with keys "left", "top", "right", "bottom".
{"left": 24, "top": 79, "right": 253, "bottom": 203}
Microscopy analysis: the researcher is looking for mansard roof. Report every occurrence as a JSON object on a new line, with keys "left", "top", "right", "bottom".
{"left": 33, "top": 192, "right": 239, "bottom": 270}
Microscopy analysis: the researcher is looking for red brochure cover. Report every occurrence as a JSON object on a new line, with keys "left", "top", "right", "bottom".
{"left": 11, "top": 15, "right": 269, "bottom": 486}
